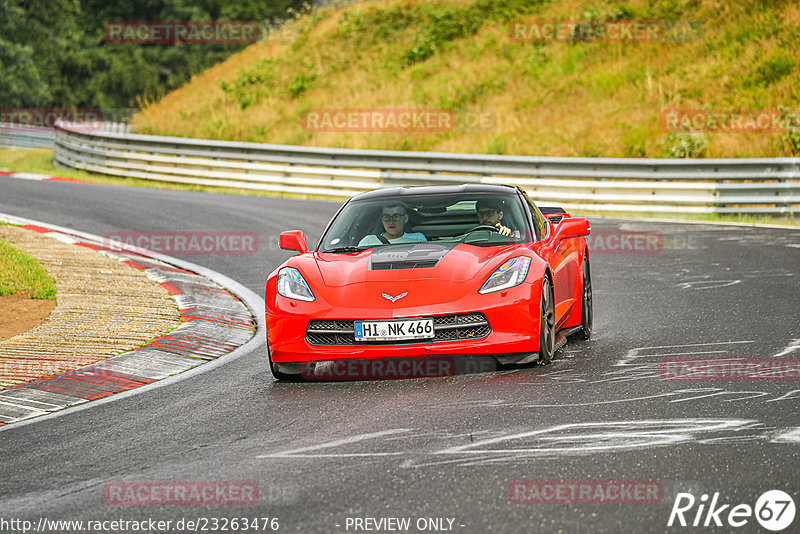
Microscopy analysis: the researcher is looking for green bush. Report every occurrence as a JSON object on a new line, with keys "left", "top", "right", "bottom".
{"left": 403, "top": 8, "right": 483, "bottom": 65}
{"left": 487, "top": 136, "right": 507, "bottom": 154}
{"left": 581, "top": 3, "right": 636, "bottom": 24}
{"left": 220, "top": 59, "right": 277, "bottom": 109}
{"left": 778, "top": 108, "right": 800, "bottom": 155}
{"left": 661, "top": 131, "right": 709, "bottom": 158}
{"left": 621, "top": 124, "right": 648, "bottom": 157}
{"left": 754, "top": 53, "right": 794, "bottom": 85}
{"left": 337, "top": 6, "right": 424, "bottom": 44}
{"left": 402, "top": 0, "right": 548, "bottom": 66}
{"left": 288, "top": 72, "right": 316, "bottom": 98}
{"left": 780, "top": 131, "right": 800, "bottom": 155}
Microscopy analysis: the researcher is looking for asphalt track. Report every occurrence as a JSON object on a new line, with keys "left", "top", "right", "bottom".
{"left": 1, "top": 178, "right": 799, "bottom": 533}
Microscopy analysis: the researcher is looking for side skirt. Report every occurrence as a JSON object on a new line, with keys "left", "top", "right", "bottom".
{"left": 555, "top": 326, "right": 583, "bottom": 351}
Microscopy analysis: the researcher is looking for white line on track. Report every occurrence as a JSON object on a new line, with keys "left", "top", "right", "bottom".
{"left": 771, "top": 427, "right": 800, "bottom": 443}
{"left": 255, "top": 429, "right": 412, "bottom": 459}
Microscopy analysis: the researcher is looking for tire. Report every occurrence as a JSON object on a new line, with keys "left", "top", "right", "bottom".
{"left": 580, "top": 254, "right": 593, "bottom": 340}
{"left": 538, "top": 275, "right": 555, "bottom": 365}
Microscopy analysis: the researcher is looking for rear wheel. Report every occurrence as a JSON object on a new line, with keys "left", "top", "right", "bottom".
{"left": 538, "top": 275, "right": 555, "bottom": 364}
{"left": 580, "top": 255, "right": 593, "bottom": 340}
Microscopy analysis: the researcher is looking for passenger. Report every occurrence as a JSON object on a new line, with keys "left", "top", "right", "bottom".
{"left": 358, "top": 203, "right": 427, "bottom": 246}
{"left": 475, "top": 198, "right": 517, "bottom": 237}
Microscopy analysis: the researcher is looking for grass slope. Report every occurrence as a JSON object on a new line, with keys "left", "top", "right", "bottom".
{"left": 131, "top": 0, "right": 800, "bottom": 158}
{"left": 0, "top": 233, "right": 57, "bottom": 299}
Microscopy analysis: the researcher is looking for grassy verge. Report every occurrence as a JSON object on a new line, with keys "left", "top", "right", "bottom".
{"left": 0, "top": 232, "right": 57, "bottom": 299}
{"left": 1, "top": 148, "right": 140, "bottom": 187}
{"left": 2, "top": 149, "right": 796, "bottom": 227}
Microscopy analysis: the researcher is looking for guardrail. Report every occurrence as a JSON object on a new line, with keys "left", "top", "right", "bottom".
{"left": 2, "top": 122, "right": 129, "bottom": 149}
{"left": 0, "top": 125, "right": 56, "bottom": 148}
{"left": 53, "top": 123, "right": 799, "bottom": 214}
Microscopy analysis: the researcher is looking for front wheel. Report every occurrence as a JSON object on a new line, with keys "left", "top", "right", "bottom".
{"left": 580, "top": 255, "right": 593, "bottom": 340}
{"left": 538, "top": 275, "right": 555, "bottom": 364}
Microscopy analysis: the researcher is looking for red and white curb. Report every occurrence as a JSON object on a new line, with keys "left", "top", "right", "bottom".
{"left": 0, "top": 214, "right": 263, "bottom": 428}
{"left": 0, "top": 170, "right": 83, "bottom": 183}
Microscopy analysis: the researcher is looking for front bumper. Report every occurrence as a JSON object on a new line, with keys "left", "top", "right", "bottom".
{"left": 266, "top": 288, "right": 541, "bottom": 364}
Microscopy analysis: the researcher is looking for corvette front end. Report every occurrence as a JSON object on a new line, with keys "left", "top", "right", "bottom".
{"left": 265, "top": 269, "right": 544, "bottom": 364}
{"left": 264, "top": 184, "right": 590, "bottom": 380}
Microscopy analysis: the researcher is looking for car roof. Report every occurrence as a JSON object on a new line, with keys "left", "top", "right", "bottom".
{"left": 350, "top": 184, "right": 519, "bottom": 201}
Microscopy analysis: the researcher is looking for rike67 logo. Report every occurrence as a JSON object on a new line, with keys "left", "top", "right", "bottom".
{"left": 668, "top": 490, "right": 795, "bottom": 531}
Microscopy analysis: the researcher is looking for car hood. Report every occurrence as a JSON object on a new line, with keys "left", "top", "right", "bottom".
{"left": 305, "top": 244, "right": 502, "bottom": 310}
{"left": 275, "top": 242, "right": 534, "bottom": 311}
{"left": 316, "top": 243, "right": 510, "bottom": 285}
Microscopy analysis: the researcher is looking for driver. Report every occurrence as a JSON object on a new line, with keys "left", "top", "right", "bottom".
{"left": 358, "top": 203, "right": 427, "bottom": 246}
{"left": 475, "top": 198, "right": 516, "bottom": 237}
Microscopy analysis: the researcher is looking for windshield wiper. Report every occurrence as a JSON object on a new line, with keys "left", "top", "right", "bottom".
{"left": 325, "top": 246, "right": 367, "bottom": 253}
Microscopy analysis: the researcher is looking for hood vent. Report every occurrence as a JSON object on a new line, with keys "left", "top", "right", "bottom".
{"left": 369, "top": 243, "right": 456, "bottom": 270}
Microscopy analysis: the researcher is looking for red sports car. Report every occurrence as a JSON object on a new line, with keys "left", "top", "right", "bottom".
{"left": 265, "top": 184, "right": 591, "bottom": 380}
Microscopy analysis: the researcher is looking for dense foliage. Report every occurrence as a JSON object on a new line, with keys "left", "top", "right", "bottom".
{"left": 0, "top": 0, "right": 304, "bottom": 114}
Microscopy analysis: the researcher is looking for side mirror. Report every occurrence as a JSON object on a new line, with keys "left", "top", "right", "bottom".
{"left": 279, "top": 230, "right": 310, "bottom": 254}
{"left": 553, "top": 217, "right": 590, "bottom": 243}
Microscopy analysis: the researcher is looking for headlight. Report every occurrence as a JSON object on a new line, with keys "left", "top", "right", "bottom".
{"left": 479, "top": 257, "right": 531, "bottom": 294}
{"left": 277, "top": 267, "right": 315, "bottom": 301}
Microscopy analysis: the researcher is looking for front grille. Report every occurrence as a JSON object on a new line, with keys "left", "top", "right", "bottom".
{"left": 306, "top": 313, "right": 490, "bottom": 345}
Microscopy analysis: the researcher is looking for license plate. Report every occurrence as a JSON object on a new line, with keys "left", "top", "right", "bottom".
{"left": 354, "top": 318, "right": 435, "bottom": 341}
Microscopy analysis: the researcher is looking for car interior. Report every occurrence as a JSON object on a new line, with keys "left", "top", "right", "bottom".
{"left": 321, "top": 195, "right": 532, "bottom": 251}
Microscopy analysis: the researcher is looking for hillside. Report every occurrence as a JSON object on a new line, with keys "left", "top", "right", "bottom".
{"left": 131, "top": 0, "right": 800, "bottom": 158}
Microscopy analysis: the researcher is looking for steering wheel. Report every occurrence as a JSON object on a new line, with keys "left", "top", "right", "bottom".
{"left": 465, "top": 224, "right": 500, "bottom": 234}
{"left": 460, "top": 224, "right": 501, "bottom": 243}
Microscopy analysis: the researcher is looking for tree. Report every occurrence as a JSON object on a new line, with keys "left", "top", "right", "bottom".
{"left": 0, "top": 0, "right": 307, "bottom": 112}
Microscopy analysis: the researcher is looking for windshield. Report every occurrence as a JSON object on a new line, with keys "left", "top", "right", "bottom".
{"left": 318, "top": 192, "right": 533, "bottom": 252}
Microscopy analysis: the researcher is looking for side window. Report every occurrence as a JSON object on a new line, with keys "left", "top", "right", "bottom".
{"left": 523, "top": 193, "right": 547, "bottom": 240}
